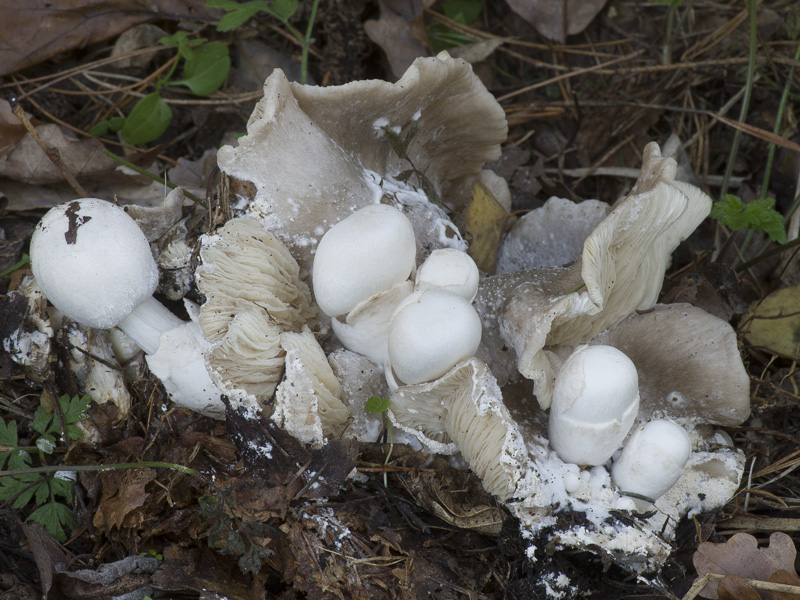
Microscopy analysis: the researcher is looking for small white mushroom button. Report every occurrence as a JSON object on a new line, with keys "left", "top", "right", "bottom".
{"left": 548, "top": 344, "right": 640, "bottom": 466}
{"left": 611, "top": 419, "right": 691, "bottom": 511}
{"left": 312, "top": 204, "right": 416, "bottom": 317}
{"left": 414, "top": 248, "right": 480, "bottom": 301}
{"left": 386, "top": 289, "right": 482, "bottom": 386}
{"left": 30, "top": 198, "right": 224, "bottom": 418}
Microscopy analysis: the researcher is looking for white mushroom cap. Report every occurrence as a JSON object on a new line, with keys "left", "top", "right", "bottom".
{"left": 548, "top": 344, "right": 640, "bottom": 466}
{"left": 312, "top": 204, "right": 416, "bottom": 317}
{"left": 415, "top": 248, "right": 480, "bottom": 301}
{"left": 386, "top": 289, "right": 482, "bottom": 385}
{"left": 611, "top": 419, "right": 691, "bottom": 510}
{"left": 30, "top": 199, "right": 158, "bottom": 330}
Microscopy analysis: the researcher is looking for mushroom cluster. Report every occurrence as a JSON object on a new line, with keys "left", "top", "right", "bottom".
{"left": 210, "top": 55, "right": 750, "bottom": 571}
{"left": 310, "top": 202, "right": 482, "bottom": 391}
{"left": 24, "top": 52, "right": 752, "bottom": 575}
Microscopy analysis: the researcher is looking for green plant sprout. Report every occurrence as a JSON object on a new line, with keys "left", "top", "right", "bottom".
{"left": 381, "top": 123, "right": 442, "bottom": 207}
{"left": 428, "top": 0, "right": 482, "bottom": 53}
{"left": 365, "top": 395, "right": 393, "bottom": 488}
{"left": 0, "top": 394, "right": 91, "bottom": 541}
{"left": 0, "top": 254, "right": 29, "bottom": 279}
{"left": 711, "top": 194, "right": 787, "bottom": 245}
{"left": 1, "top": 444, "right": 272, "bottom": 571}
{"left": 91, "top": 31, "right": 231, "bottom": 145}
{"left": 206, "top": 0, "right": 319, "bottom": 85}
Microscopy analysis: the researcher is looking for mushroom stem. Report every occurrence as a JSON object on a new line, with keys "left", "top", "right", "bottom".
{"left": 118, "top": 296, "right": 184, "bottom": 355}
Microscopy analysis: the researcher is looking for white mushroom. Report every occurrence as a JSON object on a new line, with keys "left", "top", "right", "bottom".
{"left": 612, "top": 419, "right": 692, "bottom": 511}
{"left": 386, "top": 289, "right": 482, "bottom": 386}
{"left": 548, "top": 344, "right": 640, "bottom": 466}
{"left": 30, "top": 198, "right": 224, "bottom": 418}
{"left": 414, "top": 248, "right": 480, "bottom": 301}
{"left": 312, "top": 203, "right": 416, "bottom": 318}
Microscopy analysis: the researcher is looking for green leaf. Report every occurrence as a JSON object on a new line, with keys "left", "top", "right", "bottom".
{"left": 121, "top": 92, "right": 173, "bottom": 145}
{"left": 365, "top": 396, "right": 391, "bottom": 413}
{"left": 8, "top": 448, "right": 31, "bottom": 470}
{"left": 32, "top": 479, "right": 50, "bottom": 506}
{"left": 270, "top": 0, "right": 298, "bottom": 21}
{"left": 27, "top": 502, "right": 74, "bottom": 542}
{"left": 159, "top": 31, "right": 189, "bottom": 47}
{"left": 0, "top": 477, "right": 26, "bottom": 502}
{"left": 36, "top": 435, "right": 56, "bottom": 455}
{"left": 172, "top": 42, "right": 231, "bottom": 96}
{"left": 108, "top": 116, "right": 125, "bottom": 132}
{"left": 381, "top": 126, "right": 409, "bottom": 161}
{"left": 711, "top": 194, "right": 787, "bottom": 244}
{"left": 12, "top": 481, "right": 40, "bottom": 510}
{"left": 60, "top": 395, "right": 91, "bottom": 426}
{"left": 442, "top": 0, "right": 482, "bottom": 24}
{"left": 31, "top": 405, "right": 54, "bottom": 437}
{"left": 50, "top": 476, "right": 75, "bottom": 503}
{"left": 90, "top": 121, "right": 109, "bottom": 136}
{"left": 210, "top": 0, "right": 268, "bottom": 32}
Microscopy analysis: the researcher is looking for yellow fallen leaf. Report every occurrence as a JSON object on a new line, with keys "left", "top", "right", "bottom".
{"left": 744, "top": 284, "right": 800, "bottom": 359}
{"left": 463, "top": 181, "right": 508, "bottom": 274}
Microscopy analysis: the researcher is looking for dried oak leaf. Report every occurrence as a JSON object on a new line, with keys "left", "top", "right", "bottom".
{"left": 717, "top": 574, "right": 761, "bottom": 600}
{"left": 693, "top": 532, "right": 798, "bottom": 599}
{"left": 770, "top": 569, "right": 800, "bottom": 600}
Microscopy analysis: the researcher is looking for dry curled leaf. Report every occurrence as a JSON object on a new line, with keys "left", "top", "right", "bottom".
{"left": 504, "top": 0, "right": 609, "bottom": 43}
{"left": 693, "top": 532, "right": 798, "bottom": 599}
{"left": 364, "top": 0, "right": 429, "bottom": 78}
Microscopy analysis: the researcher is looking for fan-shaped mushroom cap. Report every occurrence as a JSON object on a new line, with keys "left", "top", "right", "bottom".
{"left": 216, "top": 52, "right": 507, "bottom": 273}
{"left": 496, "top": 196, "right": 610, "bottom": 274}
{"left": 592, "top": 303, "right": 750, "bottom": 425}
{"left": 312, "top": 204, "right": 416, "bottom": 317}
{"left": 273, "top": 327, "right": 349, "bottom": 446}
{"left": 389, "top": 357, "right": 539, "bottom": 500}
{"left": 196, "top": 217, "right": 316, "bottom": 343}
{"left": 481, "top": 142, "right": 713, "bottom": 408}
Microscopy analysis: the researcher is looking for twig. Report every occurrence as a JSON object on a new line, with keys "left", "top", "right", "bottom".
{"left": 682, "top": 573, "right": 800, "bottom": 600}
{"left": 9, "top": 94, "right": 88, "bottom": 197}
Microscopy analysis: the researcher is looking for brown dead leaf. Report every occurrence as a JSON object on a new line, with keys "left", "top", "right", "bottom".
{"left": 717, "top": 574, "right": 761, "bottom": 600}
{"left": 464, "top": 181, "right": 508, "bottom": 274}
{"left": 364, "top": 0, "right": 429, "bottom": 79}
{"left": 93, "top": 468, "right": 157, "bottom": 532}
{"left": 0, "top": 0, "right": 213, "bottom": 77}
{"left": 770, "top": 569, "right": 800, "bottom": 600}
{"left": 504, "top": 0, "right": 609, "bottom": 43}
{"left": 0, "top": 117, "right": 115, "bottom": 185}
{"left": 693, "top": 532, "right": 798, "bottom": 599}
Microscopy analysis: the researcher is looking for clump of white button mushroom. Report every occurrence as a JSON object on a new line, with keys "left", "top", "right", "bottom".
{"left": 30, "top": 198, "right": 224, "bottom": 418}
{"left": 548, "top": 343, "right": 693, "bottom": 509}
{"left": 312, "top": 203, "right": 482, "bottom": 389}
{"left": 548, "top": 344, "right": 640, "bottom": 466}
{"left": 612, "top": 419, "right": 692, "bottom": 511}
